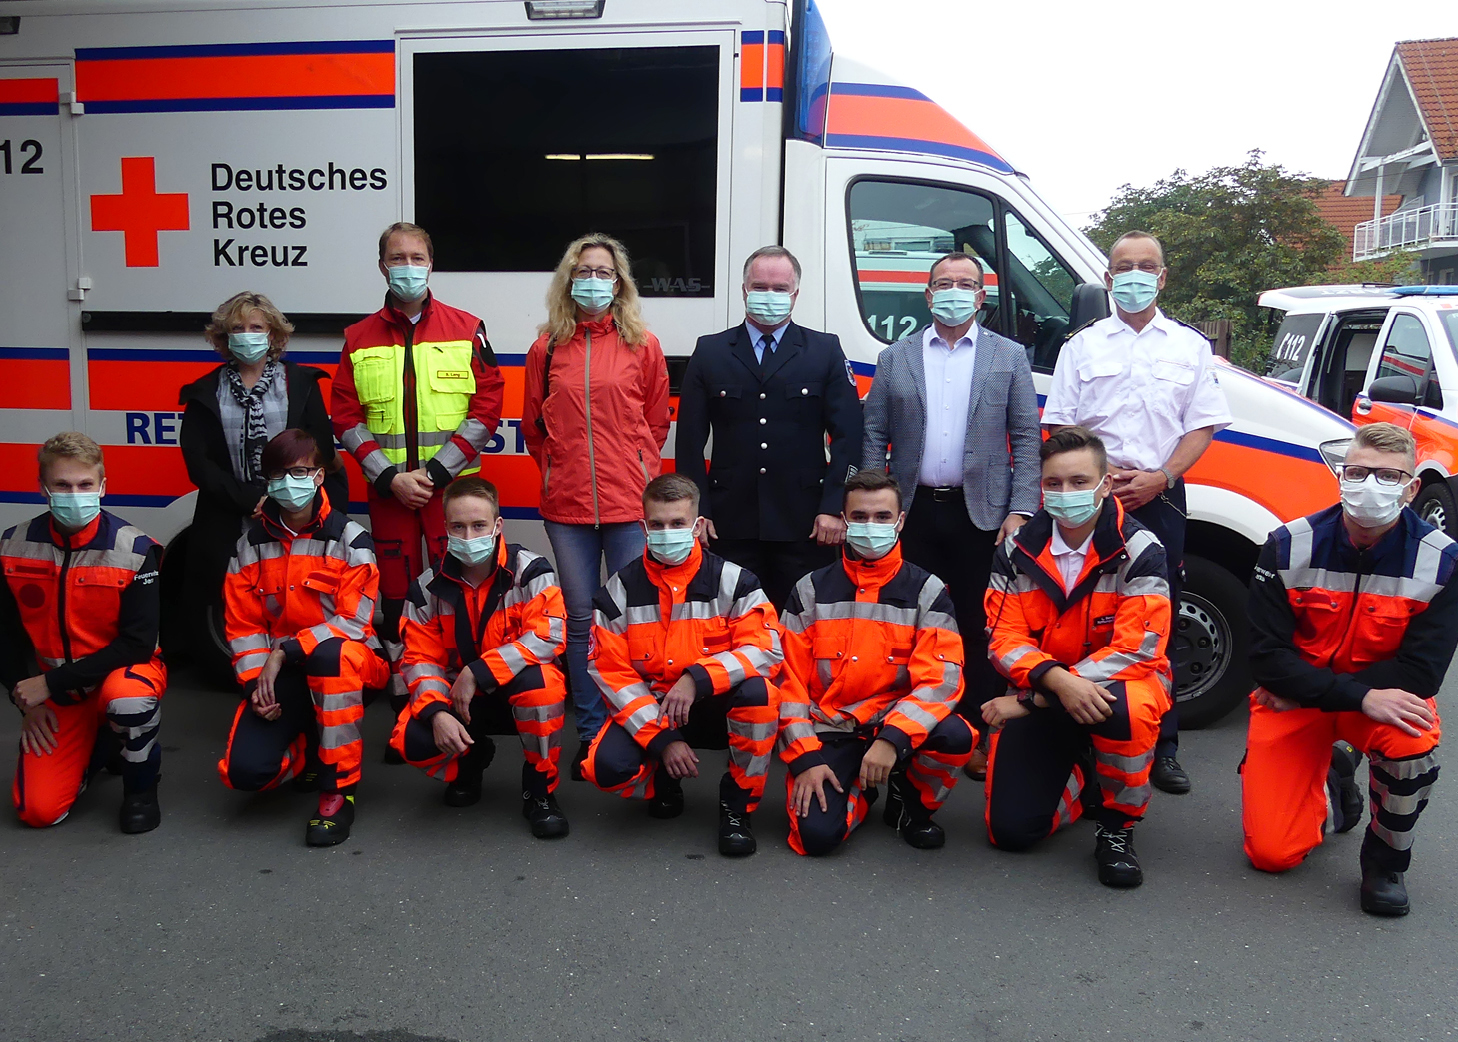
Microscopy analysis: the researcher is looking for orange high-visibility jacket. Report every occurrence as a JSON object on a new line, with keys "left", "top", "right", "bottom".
{"left": 1248, "top": 504, "right": 1458, "bottom": 710}
{"left": 0, "top": 510, "right": 161, "bottom": 704}
{"left": 399, "top": 539, "right": 566, "bottom": 722}
{"left": 777, "top": 542, "right": 964, "bottom": 773}
{"left": 588, "top": 542, "right": 783, "bottom": 756}
{"left": 984, "top": 496, "right": 1172, "bottom": 700}
{"left": 224, "top": 494, "right": 381, "bottom": 685}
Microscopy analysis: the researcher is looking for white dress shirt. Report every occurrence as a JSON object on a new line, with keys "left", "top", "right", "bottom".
{"left": 745, "top": 319, "right": 790, "bottom": 363}
{"left": 1050, "top": 523, "right": 1094, "bottom": 593}
{"left": 918, "top": 323, "right": 979, "bottom": 487}
{"left": 1041, "top": 309, "right": 1232, "bottom": 471}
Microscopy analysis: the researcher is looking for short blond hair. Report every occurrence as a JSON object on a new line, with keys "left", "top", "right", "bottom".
{"left": 1350, "top": 422, "right": 1417, "bottom": 467}
{"left": 203, "top": 291, "right": 293, "bottom": 360}
{"left": 39, "top": 431, "right": 104, "bottom": 481}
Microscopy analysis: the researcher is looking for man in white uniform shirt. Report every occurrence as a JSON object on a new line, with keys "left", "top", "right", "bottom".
{"left": 1041, "top": 231, "right": 1231, "bottom": 794}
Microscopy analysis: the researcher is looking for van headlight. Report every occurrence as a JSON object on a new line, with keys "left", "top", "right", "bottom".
{"left": 1318, "top": 438, "right": 1352, "bottom": 477}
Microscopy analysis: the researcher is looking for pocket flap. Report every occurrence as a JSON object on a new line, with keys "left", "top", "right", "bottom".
{"left": 785, "top": 382, "right": 824, "bottom": 399}
{"left": 886, "top": 642, "right": 914, "bottom": 665}
{"left": 712, "top": 385, "right": 742, "bottom": 400}
{"left": 812, "top": 636, "right": 844, "bottom": 659}
{"left": 1153, "top": 358, "right": 1195, "bottom": 385}
{"left": 1078, "top": 356, "right": 1124, "bottom": 381}
{"left": 301, "top": 570, "right": 340, "bottom": 595}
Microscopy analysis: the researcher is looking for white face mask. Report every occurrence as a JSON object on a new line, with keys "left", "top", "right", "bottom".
{"left": 1339, "top": 474, "right": 1411, "bottom": 528}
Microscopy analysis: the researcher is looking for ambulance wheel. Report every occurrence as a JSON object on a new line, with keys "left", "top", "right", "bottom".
{"left": 1414, "top": 479, "right": 1458, "bottom": 539}
{"left": 1172, "top": 555, "right": 1252, "bottom": 729}
{"left": 201, "top": 599, "right": 240, "bottom": 692}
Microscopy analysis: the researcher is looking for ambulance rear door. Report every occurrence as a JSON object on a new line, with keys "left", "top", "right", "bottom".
{"left": 0, "top": 61, "right": 83, "bottom": 527}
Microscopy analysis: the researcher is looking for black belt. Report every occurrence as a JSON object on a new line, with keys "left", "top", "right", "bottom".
{"left": 919, "top": 485, "right": 962, "bottom": 502}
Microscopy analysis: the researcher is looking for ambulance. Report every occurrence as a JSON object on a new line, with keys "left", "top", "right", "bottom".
{"left": 0, "top": 0, "right": 1352, "bottom": 725}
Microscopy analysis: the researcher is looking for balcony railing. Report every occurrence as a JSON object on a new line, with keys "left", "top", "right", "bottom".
{"left": 1353, "top": 202, "right": 1458, "bottom": 261}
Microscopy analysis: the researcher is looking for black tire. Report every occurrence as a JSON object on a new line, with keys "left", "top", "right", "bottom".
{"left": 200, "top": 598, "right": 240, "bottom": 692}
{"left": 1414, "top": 479, "right": 1458, "bottom": 539}
{"left": 1173, "top": 555, "right": 1253, "bottom": 729}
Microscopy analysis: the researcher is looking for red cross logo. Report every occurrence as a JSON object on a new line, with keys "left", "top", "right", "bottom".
{"left": 90, "top": 156, "right": 190, "bottom": 267}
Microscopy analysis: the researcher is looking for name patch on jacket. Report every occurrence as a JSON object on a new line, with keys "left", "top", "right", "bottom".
{"left": 435, "top": 370, "right": 471, "bottom": 381}
{"left": 1094, "top": 614, "right": 1116, "bottom": 627}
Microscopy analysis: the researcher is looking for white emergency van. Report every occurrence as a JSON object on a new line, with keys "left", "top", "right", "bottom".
{"left": 0, "top": 0, "right": 1353, "bottom": 724}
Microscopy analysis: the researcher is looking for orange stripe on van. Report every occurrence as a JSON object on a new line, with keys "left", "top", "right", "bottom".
{"left": 0, "top": 360, "right": 69, "bottom": 409}
{"left": 827, "top": 95, "right": 998, "bottom": 154}
{"left": 741, "top": 43, "right": 765, "bottom": 91}
{"left": 1186, "top": 443, "right": 1336, "bottom": 521}
{"left": 766, "top": 43, "right": 785, "bottom": 90}
{"left": 76, "top": 52, "right": 394, "bottom": 103}
{"left": 0, "top": 78, "right": 58, "bottom": 104}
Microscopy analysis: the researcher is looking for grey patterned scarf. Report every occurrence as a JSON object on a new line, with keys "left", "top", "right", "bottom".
{"left": 223, "top": 360, "right": 280, "bottom": 483}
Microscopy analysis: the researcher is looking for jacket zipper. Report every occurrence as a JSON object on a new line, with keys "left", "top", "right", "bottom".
{"left": 402, "top": 322, "right": 419, "bottom": 472}
{"left": 57, "top": 541, "right": 74, "bottom": 664}
{"left": 1331, "top": 554, "right": 1368, "bottom": 668}
{"left": 584, "top": 329, "right": 600, "bottom": 526}
{"left": 639, "top": 449, "right": 647, "bottom": 483}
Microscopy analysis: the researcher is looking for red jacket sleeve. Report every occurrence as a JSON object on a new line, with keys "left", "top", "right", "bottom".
{"left": 521, "top": 336, "right": 548, "bottom": 470}
{"left": 642, "top": 335, "right": 671, "bottom": 450}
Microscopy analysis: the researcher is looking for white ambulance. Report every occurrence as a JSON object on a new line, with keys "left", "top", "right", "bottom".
{"left": 0, "top": 0, "right": 1353, "bottom": 724}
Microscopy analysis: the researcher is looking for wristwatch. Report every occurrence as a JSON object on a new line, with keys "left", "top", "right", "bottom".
{"left": 1016, "top": 688, "right": 1040, "bottom": 710}
{"left": 1159, "top": 467, "right": 1176, "bottom": 489}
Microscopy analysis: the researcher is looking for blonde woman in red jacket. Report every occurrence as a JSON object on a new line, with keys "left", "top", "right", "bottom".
{"left": 522, "top": 233, "right": 671, "bottom": 775}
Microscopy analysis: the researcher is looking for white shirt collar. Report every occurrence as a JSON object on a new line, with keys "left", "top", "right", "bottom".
{"left": 1050, "top": 524, "right": 1094, "bottom": 558}
{"left": 745, "top": 319, "right": 791, "bottom": 347}
{"left": 1110, "top": 307, "right": 1168, "bottom": 337}
{"left": 923, "top": 322, "right": 978, "bottom": 351}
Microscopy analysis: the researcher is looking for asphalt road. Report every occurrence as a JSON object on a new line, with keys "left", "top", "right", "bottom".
{"left": 3, "top": 666, "right": 1456, "bottom": 1042}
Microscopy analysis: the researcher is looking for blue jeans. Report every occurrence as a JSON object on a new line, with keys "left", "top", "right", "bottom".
{"left": 544, "top": 520, "right": 645, "bottom": 742}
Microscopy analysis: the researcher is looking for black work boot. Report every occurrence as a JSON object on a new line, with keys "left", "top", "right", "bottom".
{"left": 718, "top": 802, "right": 756, "bottom": 857}
{"left": 1151, "top": 756, "right": 1191, "bottom": 795}
{"left": 1360, "top": 849, "right": 1410, "bottom": 916}
{"left": 443, "top": 737, "right": 495, "bottom": 807}
{"left": 883, "top": 772, "right": 945, "bottom": 849}
{"left": 648, "top": 767, "right": 684, "bottom": 819}
{"left": 119, "top": 784, "right": 161, "bottom": 834}
{"left": 1328, "top": 741, "right": 1365, "bottom": 833}
{"left": 1093, "top": 822, "right": 1143, "bottom": 887}
{"left": 306, "top": 794, "right": 355, "bottom": 847}
{"left": 522, "top": 791, "right": 570, "bottom": 838}
{"left": 570, "top": 741, "right": 591, "bottom": 782}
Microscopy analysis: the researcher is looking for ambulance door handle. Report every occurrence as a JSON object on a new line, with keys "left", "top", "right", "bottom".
{"left": 69, "top": 277, "right": 92, "bottom": 302}
{"left": 1354, "top": 395, "right": 1372, "bottom": 416}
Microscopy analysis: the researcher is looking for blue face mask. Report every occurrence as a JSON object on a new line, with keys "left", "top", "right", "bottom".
{"left": 387, "top": 264, "right": 429, "bottom": 302}
{"left": 228, "top": 331, "right": 271, "bottom": 364}
{"left": 571, "top": 277, "right": 616, "bottom": 314}
{"left": 645, "top": 526, "right": 697, "bottom": 566}
{"left": 844, "top": 521, "right": 899, "bottom": 560}
{"left": 928, "top": 288, "right": 980, "bottom": 326}
{"left": 49, "top": 491, "right": 101, "bottom": 531}
{"left": 448, "top": 532, "right": 497, "bottom": 567}
{"left": 1109, "top": 269, "right": 1159, "bottom": 313}
{"left": 745, "top": 290, "right": 794, "bottom": 326}
{"left": 267, "top": 473, "right": 318, "bottom": 513}
{"left": 1043, "top": 487, "right": 1103, "bottom": 527}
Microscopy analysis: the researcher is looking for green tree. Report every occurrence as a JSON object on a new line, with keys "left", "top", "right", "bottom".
{"left": 1085, "top": 151, "right": 1349, "bottom": 371}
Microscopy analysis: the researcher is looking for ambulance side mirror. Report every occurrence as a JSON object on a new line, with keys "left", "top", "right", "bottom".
{"left": 1367, "top": 375, "right": 1419, "bottom": 405}
{"left": 1069, "top": 283, "right": 1111, "bottom": 332}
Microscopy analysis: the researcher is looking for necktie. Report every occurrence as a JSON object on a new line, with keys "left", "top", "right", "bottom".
{"left": 759, "top": 335, "right": 774, "bottom": 369}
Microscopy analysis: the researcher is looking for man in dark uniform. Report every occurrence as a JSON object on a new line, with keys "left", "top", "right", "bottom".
{"left": 676, "top": 246, "right": 864, "bottom": 610}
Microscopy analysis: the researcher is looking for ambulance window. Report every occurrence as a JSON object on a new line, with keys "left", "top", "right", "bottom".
{"left": 1002, "top": 210, "right": 1077, "bottom": 371}
{"left": 1376, "top": 313, "right": 1442, "bottom": 408}
{"left": 847, "top": 180, "right": 997, "bottom": 344}
{"left": 1267, "top": 313, "right": 1323, "bottom": 386}
{"left": 413, "top": 46, "right": 718, "bottom": 296}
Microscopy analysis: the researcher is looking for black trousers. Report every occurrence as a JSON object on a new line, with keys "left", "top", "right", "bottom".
{"left": 900, "top": 489, "right": 1002, "bottom": 718}
{"left": 1129, "top": 480, "right": 1185, "bottom": 759}
{"left": 714, "top": 537, "right": 836, "bottom": 613}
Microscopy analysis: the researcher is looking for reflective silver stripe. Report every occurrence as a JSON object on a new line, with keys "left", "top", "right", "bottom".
{"left": 431, "top": 440, "right": 468, "bottom": 476}
{"left": 1102, "top": 780, "right": 1153, "bottom": 809}
{"left": 1076, "top": 628, "right": 1162, "bottom": 682}
{"left": 779, "top": 721, "right": 817, "bottom": 745}
{"left": 317, "top": 692, "right": 362, "bottom": 713}
{"left": 1123, "top": 527, "right": 1162, "bottom": 562}
{"left": 1369, "top": 818, "right": 1420, "bottom": 851}
{"left": 402, "top": 661, "right": 443, "bottom": 683}
{"left": 1056, "top": 768, "right": 1084, "bottom": 827}
{"left": 413, "top": 678, "right": 451, "bottom": 700}
{"left": 1371, "top": 751, "right": 1439, "bottom": 781}
{"left": 624, "top": 604, "right": 662, "bottom": 627}
{"left": 998, "top": 644, "right": 1041, "bottom": 671}
{"left": 417, "top": 429, "right": 454, "bottom": 448}
{"left": 1415, "top": 528, "right": 1455, "bottom": 583}
{"left": 670, "top": 601, "right": 727, "bottom": 622}
{"left": 1121, "top": 575, "right": 1169, "bottom": 599}
{"left": 340, "top": 422, "right": 376, "bottom": 454}
{"left": 517, "top": 630, "right": 560, "bottom": 664}
{"left": 39, "top": 654, "right": 65, "bottom": 669}
{"left": 233, "top": 650, "right": 269, "bottom": 673}
{"left": 804, "top": 599, "right": 921, "bottom": 627}
{"left": 892, "top": 698, "right": 941, "bottom": 732}
{"left": 513, "top": 701, "right": 566, "bottom": 723}
{"left": 727, "top": 745, "right": 772, "bottom": 777}
{"left": 231, "top": 633, "right": 270, "bottom": 653}
{"left": 921, "top": 609, "right": 959, "bottom": 635}
{"left": 1280, "top": 569, "right": 1444, "bottom": 602}
{"left": 1369, "top": 774, "right": 1429, "bottom": 816}
{"left": 619, "top": 698, "right": 664, "bottom": 736}
{"left": 319, "top": 721, "right": 361, "bottom": 750}
{"left": 1097, "top": 748, "right": 1156, "bottom": 775}
{"left": 496, "top": 643, "right": 528, "bottom": 675}
{"left": 727, "top": 718, "right": 778, "bottom": 742}
{"left": 729, "top": 591, "right": 771, "bottom": 621}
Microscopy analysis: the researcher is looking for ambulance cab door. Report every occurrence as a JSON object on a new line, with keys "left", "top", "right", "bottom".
{"left": 1356, "top": 309, "right": 1437, "bottom": 429}
{"left": 0, "top": 63, "right": 83, "bottom": 525}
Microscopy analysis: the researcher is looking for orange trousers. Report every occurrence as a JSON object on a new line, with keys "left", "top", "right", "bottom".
{"left": 13, "top": 656, "right": 167, "bottom": 828}
{"left": 1242, "top": 694, "right": 1441, "bottom": 873}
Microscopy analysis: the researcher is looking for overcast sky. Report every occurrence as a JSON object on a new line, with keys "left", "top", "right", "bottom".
{"left": 818, "top": 0, "right": 1456, "bottom": 229}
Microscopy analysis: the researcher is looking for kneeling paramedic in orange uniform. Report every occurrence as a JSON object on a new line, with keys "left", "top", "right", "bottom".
{"left": 583, "top": 474, "right": 783, "bottom": 856}
{"left": 778, "top": 470, "right": 975, "bottom": 856}
{"left": 981, "top": 427, "right": 1171, "bottom": 887}
{"left": 217, "top": 429, "right": 390, "bottom": 846}
{"left": 2, "top": 433, "right": 167, "bottom": 833}
{"left": 388, "top": 477, "right": 569, "bottom": 838}
{"left": 1243, "top": 422, "right": 1458, "bottom": 916}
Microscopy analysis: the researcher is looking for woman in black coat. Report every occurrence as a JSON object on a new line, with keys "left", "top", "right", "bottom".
{"left": 179, "top": 292, "right": 348, "bottom": 676}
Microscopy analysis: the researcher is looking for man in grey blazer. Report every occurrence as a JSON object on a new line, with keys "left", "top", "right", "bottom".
{"left": 862, "top": 252, "right": 1042, "bottom": 764}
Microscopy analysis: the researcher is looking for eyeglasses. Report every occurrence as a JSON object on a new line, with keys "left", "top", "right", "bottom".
{"left": 273, "top": 467, "right": 319, "bottom": 480}
{"left": 1339, "top": 465, "right": 1412, "bottom": 485}
{"left": 572, "top": 267, "right": 618, "bottom": 281}
{"left": 929, "top": 279, "right": 982, "bottom": 292}
{"left": 1110, "top": 261, "right": 1162, "bottom": 274}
